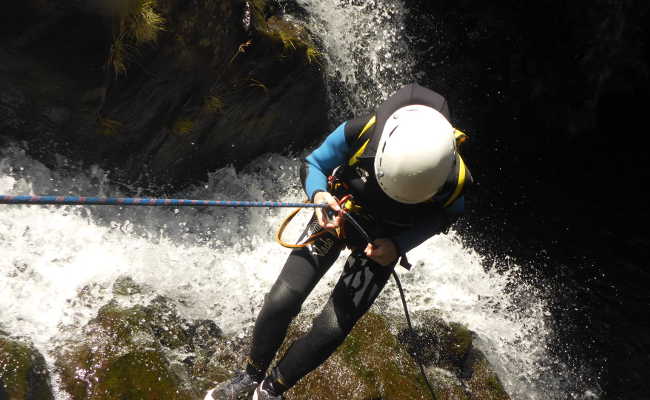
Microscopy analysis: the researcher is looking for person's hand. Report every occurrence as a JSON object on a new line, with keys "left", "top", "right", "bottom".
{"left": 364, "top": 238, "right": 398, "bottom": 266}
{"left": 313, "top": 191, "right": 342, "bottom": 230}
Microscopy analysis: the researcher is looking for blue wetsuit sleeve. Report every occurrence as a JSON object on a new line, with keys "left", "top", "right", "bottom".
{"left": 391, "top": 196, "right": 465, "bottom": 254}
{"left": 302, "top": 122, "right": 349, "bottom": 199}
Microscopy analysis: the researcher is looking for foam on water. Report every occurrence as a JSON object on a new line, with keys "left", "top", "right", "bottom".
{"left": 1, "top": 144, "right": 595, "bottom": 399}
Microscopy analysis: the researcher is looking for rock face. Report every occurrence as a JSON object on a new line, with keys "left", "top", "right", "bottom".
{"left": 53, "top": 277, "right": 247, "bottom": 399}
{"left": 0, "top": 335, "right": 54, "bottom": 400}
{"left": 55, "top": 298, "right": 197, "bottom": 400}
{"left": 45, "top": 276, "right": 509, "bottom": 400}
{"left": 275, "top": 312, "right": 510, "bottom": 400}
{"left": 0, "top": 0, "right": 328, "bottom": 186}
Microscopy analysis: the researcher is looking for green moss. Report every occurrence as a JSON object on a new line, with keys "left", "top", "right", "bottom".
{"left": 465, "top": 350, "right": 510, "bottom": 400}
{"left": 173, "top": 119, "right": 194, "bottom": 135}
{"left": 56, "top": 299, "right": 197, "bottom": 399}
{"left": 93, "top": 301, "right": 150, "bottom": 345}
{"left": 257, "top": 16, "right": 322, "bottom": 64}
{"left": 92, "top": 351, "right": 193, "bottom": 400}
{"left": 290, "top": 313, "right": 431, "bottom": 400}
{"left": 0, "top": 337, "right": 54, "bottom": 400}
{"left": 447, "top": 322, "right": 473, "bottom": 362}
{"left": 112, "top": 276, "right": 143, "bottom": 296}
{"left": 202, "top": 96, "right": 224, "bottom": 114}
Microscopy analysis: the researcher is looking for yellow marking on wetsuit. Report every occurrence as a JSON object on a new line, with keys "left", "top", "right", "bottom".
{"left": 444, "top": 155, "right": 467, "bottom": 207}
{"left": 357, "top": 115, "right": 376, "bottom": 139}
{"left": 348, "top": 138, "right": 370, "bottom": 166}
{"left": 348, "top": 116, "right": 376, "bottom": 166}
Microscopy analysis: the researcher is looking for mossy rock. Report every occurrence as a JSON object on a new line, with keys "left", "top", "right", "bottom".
{"left": 282, "top": 313, "right": 433, "bottom": 400}
{"left": 463, "top": 349, "right": 510, "bottom": 400}
{"left": 54, "top": 299, "right": 200, "bottom": 399}
{"left": 399, "top": 313, "right": 474, "bottom": 373}
{"left": 112, "top": 275, "right": 144, "bottom": 296}
{"left": 274, "top": 311, "right": 509, "bottom": 400}
{"left": 398, "top": 312, "right": 511, "bottom": 400}
{"left": 0, "top": 336, "right": 54, "bottom": 400}
{"left": 1, "top": 0, "right": 329, "bottom": 187}
{"left": 188, "top": 334, "right": 249, "bottom": 394}
{"left": 258, "top": 16, "right": 321, "bottom": 63}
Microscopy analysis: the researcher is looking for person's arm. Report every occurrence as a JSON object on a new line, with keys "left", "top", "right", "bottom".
{"left": 300, "top": 122, "right": 350, "bottom": 200}
{"left": 391, "top": 196, "right": 465, "bottom": 254}
{"left": 364, "top": 197, "right": 465, "bottom": 266}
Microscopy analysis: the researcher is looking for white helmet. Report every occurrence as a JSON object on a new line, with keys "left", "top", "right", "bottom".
{"left": 374, "top": 105, "right": 456, "bottom": 204}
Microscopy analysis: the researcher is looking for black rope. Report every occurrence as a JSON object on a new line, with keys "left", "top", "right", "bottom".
{"left": 392, "top": 271, "right": 437, "bottom": 400}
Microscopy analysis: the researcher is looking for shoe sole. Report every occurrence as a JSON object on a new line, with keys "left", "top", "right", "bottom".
{"left": 203, "top": 388, "right": 215, "bottom": 400}
{"left": 204, "top": 385, "right": 257, "bottom": 400}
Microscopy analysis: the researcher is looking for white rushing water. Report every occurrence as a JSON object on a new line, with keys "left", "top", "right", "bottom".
{"left": 289, "top": 0, "right": 415, "bottom": 115}
{"left": 0, "top": 1, "right": 598, "bottom": 399}
{"left": 0, "top": 149, "right": 589, "bottom": 400}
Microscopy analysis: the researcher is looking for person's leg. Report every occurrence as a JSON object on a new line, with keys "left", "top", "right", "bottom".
{"left": 207, "top": 216, "right": 344, "bottom": 399}
{"left": 247, "top": 216, "right": 345, "bottom": 378}
{"left": 269, "top": 250, "right": 396, "bottom": 393}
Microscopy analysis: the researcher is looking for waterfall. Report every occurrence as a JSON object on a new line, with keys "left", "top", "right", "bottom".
{"left": 290, "top": 0, "right": 416, "bottom": 116}
{"left": 0, "top": 1, "right": 600, "bottom": 399}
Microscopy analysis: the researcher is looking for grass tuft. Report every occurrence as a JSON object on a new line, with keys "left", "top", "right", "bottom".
{"left": 128, "top": 0, "right": 166, "bottom": 44}
{"left": 249, "top": 78, "right": 269, "bottom": 94}
{"left": 202, "top": 96, "right": 224, "bottom": 114}
{"left": 108, "top": 0, "right": 165, "bottom": 77}
{"left": 306, "top": 47, "right": 322, "bottom": 64}
{"left": 173, "top": 119, "right": 194, "bottom": 135}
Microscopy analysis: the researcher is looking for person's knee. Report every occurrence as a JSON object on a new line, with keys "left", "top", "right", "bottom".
{"left": 261, "top": 279, "right": 305, "bottom": 321}
{"left": 311, "top": 302, "right": 352, "bottom": 347}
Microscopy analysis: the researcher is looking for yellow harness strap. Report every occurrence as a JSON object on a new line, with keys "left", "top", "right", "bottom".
{"left": 348, "top": 116, "right": 376, "bottom": 166}
{"left": 443, "top": 155, "right": 467, "bottom": 207}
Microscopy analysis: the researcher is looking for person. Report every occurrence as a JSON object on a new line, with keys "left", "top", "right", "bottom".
{"left": 205, "top": 83, "right": 472, "bottom": 400}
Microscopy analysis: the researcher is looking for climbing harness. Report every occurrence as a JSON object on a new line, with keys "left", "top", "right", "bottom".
{"left": 275, "top": 194, "right": 360, "bottom": 249}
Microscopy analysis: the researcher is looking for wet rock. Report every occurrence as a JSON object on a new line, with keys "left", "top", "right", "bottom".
{"left": 284, "top": 313, "right": 433, "bottom": 400}
{"left": 0, "top": 335, "right": 54, "bottom": 400}
{"left": 463, "top": 348, "right": 510, "bottom": 400}
{"left": 398, "top": 312, "right": 510, "bottom": 400}
{"left": 53, "top": 291, "right": 234, "bottom": 399}
{"left": 0, "top": 84, "right": 30, "bottom": 135}
{"left": 274, "top": 312, "right": 510, "bottom": 400}
{"left": 0, "top": 0, "right": 328, "bottom": 188}
{"left": 111, "top": 275, "right": 143, "bottom": 296}
{"left": 54, "top": 299, "right": 197, "bottom": 399}
{"left": 41, "top": 106, "right": 71, "bottom": 127}
{"left": 52, "top": 284, "right": 509, "bottom": 400}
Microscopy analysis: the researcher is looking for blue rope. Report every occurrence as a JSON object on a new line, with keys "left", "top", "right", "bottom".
{"left": 0, "top": 195, "right": 327, "bottom": 208}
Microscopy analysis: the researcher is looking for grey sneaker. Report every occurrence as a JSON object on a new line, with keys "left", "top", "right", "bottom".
{"left": 204, "top": 370, "right": 259, "bottom": 400}
{"left": 251, "top": 378, "right": 283, "bottom": 400}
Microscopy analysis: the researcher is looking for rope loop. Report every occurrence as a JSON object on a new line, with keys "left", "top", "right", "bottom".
{"left": 275, "top": 195, "right": 353, "bottom": 249}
